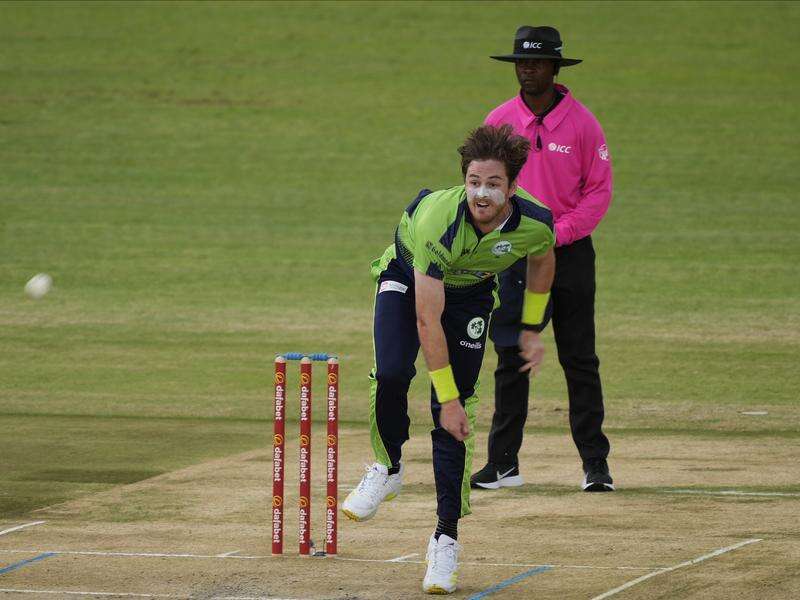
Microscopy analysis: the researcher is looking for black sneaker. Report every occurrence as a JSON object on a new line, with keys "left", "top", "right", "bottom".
{"left": 470, "top": 462, "right": 524, "bottom": 489}
{"left": 582, "top": 458, "right": 615, "bottom": 492}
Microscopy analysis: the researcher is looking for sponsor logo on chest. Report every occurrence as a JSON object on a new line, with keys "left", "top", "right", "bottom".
{"left": 547, "top": 142, "right": 572, "bottom": 154}
{"left": 491, "top": 240, "right": 513, "bottom": 257}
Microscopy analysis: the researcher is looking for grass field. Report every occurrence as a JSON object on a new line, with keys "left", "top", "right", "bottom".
{"left": 1, "top": 1, "right": 799, "bottom": 598}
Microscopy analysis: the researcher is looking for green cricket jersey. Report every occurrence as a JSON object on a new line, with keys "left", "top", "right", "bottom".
{"left": 372, "top": 185, "right": 555, "bottom": 289}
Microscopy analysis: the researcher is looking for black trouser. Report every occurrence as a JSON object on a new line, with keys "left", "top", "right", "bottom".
{"left": 488, "top": 236, "right": 610, "bottom": 464}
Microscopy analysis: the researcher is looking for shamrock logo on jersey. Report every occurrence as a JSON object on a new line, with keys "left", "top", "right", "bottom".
{"left": 467, "top": 317, "right": 485, "bottom": 340}
{"left": 491, "top": 241, "right": 512, "bottom": 256}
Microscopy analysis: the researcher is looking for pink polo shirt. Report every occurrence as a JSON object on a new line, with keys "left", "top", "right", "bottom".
{"left": 485, "top": 84, "right": 612, "bottom": 246}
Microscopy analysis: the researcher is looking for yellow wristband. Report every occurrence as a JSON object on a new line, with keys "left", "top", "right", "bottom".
{"left": 429, "top": 365, "right": 459, "bottom": 404}
{"left": 522, "top": 290, "right": 550, "bottom": 326}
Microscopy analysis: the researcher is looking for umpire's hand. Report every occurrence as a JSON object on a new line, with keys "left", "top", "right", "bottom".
{"left": 518, "top": 329, "right": 545, "bottom": 375}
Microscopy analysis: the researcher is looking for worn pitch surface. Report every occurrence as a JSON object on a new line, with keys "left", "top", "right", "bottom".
{"left": 1, "top": 426, "right": 798, "bottom": 599}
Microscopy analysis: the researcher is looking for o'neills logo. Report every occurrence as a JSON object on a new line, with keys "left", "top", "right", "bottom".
{"left": 328, "top": 372, "right": 337, "bottom": 385}
{"left": 300, "top": 434, "right": 310, "bottom": 446}
{"left": 299, "top": 496, "right": 309, "bottom": 508}
{"left": 300, "top": 372, "right": 310, "bottom": 385}
{"left": 327, "top": 434, "right": 337, "bottom": 446}
{"left": 274, "top": 372, "right": 284, "bottom": 385}
{"left": 273, "top": 433, "right": 283, "bottom": 446}
{"left": 326, "top": 495, "right": 336, "bottom": 508}
{"left": 273, "top": 495, "right": 282, "bottom": 508}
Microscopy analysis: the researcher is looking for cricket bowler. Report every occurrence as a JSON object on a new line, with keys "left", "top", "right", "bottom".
{"left": 342, "top": 124, "right": 555, "bottom": 594}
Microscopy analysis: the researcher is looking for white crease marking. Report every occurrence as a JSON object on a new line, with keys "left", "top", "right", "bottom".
{"left": 335, "top": 555, "right": 655, "bottom": 570}
{"left": 665, "top": 489, "right": 800, "bottom": 498}
{"left": 0, "top": 591, "right": 304, "bottom": 600}
{"left": 590, "top": 539, "right": 763, "bottom": 600}
{"left": 0, "top": 521, "right": 46, "bottom": 537}
{"left": 0, "top": 548, "right": 658, "bottom": 570}
{"left": 387, "top": 553, "right": 418, "bottom": 562}
{"left": 0, "top": 589, "right": 166, "bottom": 598}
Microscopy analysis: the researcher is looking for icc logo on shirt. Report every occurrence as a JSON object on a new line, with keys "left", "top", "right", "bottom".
{"left": 548, "top": 142, "right": 571, "bottom": 154}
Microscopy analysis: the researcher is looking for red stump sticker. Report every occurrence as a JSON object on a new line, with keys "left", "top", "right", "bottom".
{"left": 326, "top": 359, "right": 339, "bottom": 555}
{"left": 298, "top": 359, "right": 312, "bottom": 555}
{"left": 272, "top": 358, "right": 286, "bottom": 555}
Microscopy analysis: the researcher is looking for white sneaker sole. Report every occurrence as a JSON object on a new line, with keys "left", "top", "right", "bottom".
{"left": 472, "top": 475, "right": 524, "bottom": 490}
{"left": 423, "top": 584, "right": 455, "bottom": 595}
{"left": 341, "top": 492, "right": 398, "bottom": 522}
{"left": 581, "top": 476, "right": 615, "bottom": 492}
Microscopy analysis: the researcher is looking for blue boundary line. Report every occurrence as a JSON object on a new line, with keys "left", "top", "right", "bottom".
{"left": 0, "top": 552, "right": 57, "bottom": 576}
{"left": 467, "top": 565, "right": 553, "bottom": 599}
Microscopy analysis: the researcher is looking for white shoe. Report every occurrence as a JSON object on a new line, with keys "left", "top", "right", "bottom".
{"left": 423, "top": 534, "right": 460, "bottom": 594}
{"left": 341, "top": 462, "right": 403, "bottom": 521}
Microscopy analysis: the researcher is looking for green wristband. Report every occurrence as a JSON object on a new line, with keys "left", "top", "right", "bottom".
{"left": 522, "top": 290, "right": 550, "bottom": 326}
{"left": 429, "top": 365, "right": 459, "bottom": 404}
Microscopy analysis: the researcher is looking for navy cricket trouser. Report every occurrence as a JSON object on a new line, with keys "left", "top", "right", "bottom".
{"left": 369, "top": 259, "right": 493, "bottom": 519}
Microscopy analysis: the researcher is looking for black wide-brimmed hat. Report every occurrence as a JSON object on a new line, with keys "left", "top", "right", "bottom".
{"left": 491, "top": 26, "right": 582, "bottom": 66}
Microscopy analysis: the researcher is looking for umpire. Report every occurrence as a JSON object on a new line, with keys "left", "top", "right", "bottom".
{"left": 471, "top": 26, "right": 614, "bottom": 492}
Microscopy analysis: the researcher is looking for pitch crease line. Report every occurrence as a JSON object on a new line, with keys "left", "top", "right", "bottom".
{"left": 0, "top": 550, "right": 264, "bottom": 560}
{"left": 0, "top": 589, "right": 166, "bottom": 598}
{"left": 0, "top": 522, "right": 46, "bottom": 537}
{"left": 335, "top": 556, "right": 654, "bottom": 570}
{"left": 665, "top": 489, "right": 800, "bottom": 498}
{"left": 590, "top": 538, "right": 763, "bottom": 600}
{"left": 387, "top": 553, "right": 418, "bottom": 562}
{"left": 0, "top": 590, "right": 306, "bottom": 599}
{"left": 0, "top": 549, "right": 659, "bottom": 570}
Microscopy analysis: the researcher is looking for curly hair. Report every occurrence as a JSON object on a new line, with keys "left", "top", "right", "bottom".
{"left": 458, "top": 124, "right": 531, "bottom": 182}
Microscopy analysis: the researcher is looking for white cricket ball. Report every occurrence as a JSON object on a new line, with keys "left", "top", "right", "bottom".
{"left": 25, "top": 273, "right": 53, "bottom": 300}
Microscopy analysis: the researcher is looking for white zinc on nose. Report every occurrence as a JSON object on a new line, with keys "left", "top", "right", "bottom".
{"left": 467, "top": 184, "right": 505, "bottom": 206}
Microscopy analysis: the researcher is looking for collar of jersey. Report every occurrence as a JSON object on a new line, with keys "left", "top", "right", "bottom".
{"left": 516, "top": 83, "right": 573, "bottom": 131}
{"left": 500, "top": 196, "right": 522, "bottom": 232}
